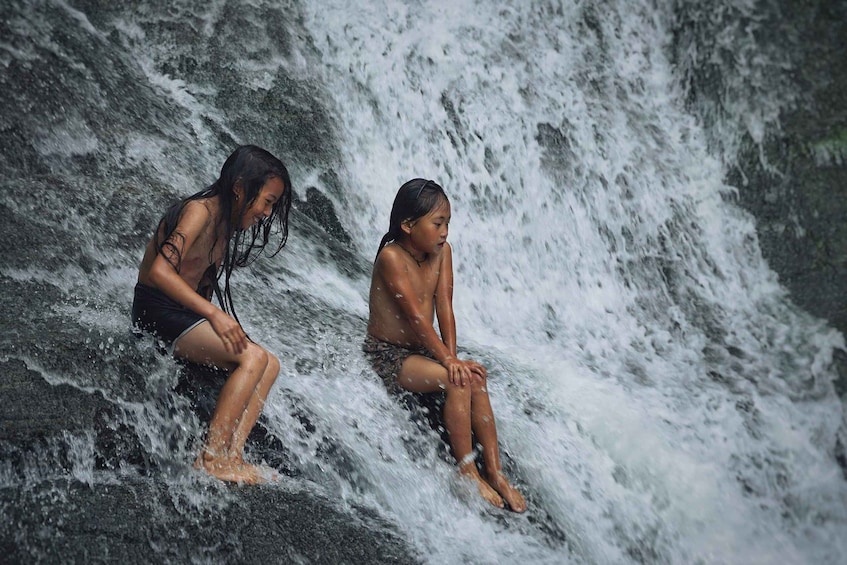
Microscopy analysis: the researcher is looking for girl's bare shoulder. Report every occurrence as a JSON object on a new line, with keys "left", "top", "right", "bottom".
{"left": 375, "top": 244, "right": 403, "bottom": 267}
{"left": 372, "top": 251, "right": 398, "bottom": 283}
{"left": 434, "top": 241, "right": 452, "bottom": 268}
{"left": 441, "top": 241, "right": 453, "bottom": 258}
{"left": 183, "top": 197, "right": 215, "bottom": 216}
{"left": 178, "top": 198, "right": 217, "bottom": 228}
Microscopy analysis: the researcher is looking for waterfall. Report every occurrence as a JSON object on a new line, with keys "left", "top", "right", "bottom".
{"left": 1, "top": 0, "right": 845, "bottom": 563}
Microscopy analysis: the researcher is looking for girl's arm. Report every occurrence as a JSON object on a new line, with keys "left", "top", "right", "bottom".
{"left": 434, "top": 244, "right": 487, "bottom": 381}
{"left": 434, "top": 242, "right": 458, "bottom": 356}
{"left": 377, "top": 248, "right": 456, "bottom": 364}
{"left": 146, "top": 201, "right": 248, "bottom": 354}
{"left": 377, "top": 246, "right": 474, "bottom": 385}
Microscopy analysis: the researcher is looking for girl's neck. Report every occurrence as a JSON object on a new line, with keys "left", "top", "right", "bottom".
{"left": 227, "top": 194, "right": 244, "bottom": 229}
{"left": 394, "top": 239, "right": 427, "bottom": 267}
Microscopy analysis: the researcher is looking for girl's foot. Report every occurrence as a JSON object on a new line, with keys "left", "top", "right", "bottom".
{"left": 460, "top": 465, "right": 505, "bottom": 509}
{"left": 193, "top": 452, "right": 276, "bottom": 485}
{"left": 487, "top": 471, "right": 527, "bottom": 513}
{"left": 227, "top": 455, "right": 281, "bottom": 482}
{"left": 474, "top": 476, "right": 506, "bottom": 509}
{"left": 250, "top": 464, "right": 281, "bottom": 482}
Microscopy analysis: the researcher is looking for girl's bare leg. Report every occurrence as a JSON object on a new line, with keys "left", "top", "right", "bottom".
{"left": 467, "top": 384, "right": 527, "bottom": 512}
{"left": 174, "top": 322, "right": 275, "bottom": 484}
{"left": 229, "top": 353, "right": 280, "bottom": 463}
{"left": 398, "top": 356, "right": 504, "bottom": 509}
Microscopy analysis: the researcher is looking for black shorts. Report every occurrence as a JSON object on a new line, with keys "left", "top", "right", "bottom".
{"left": 131, "top": 283, "right": 205, "bottom": 351}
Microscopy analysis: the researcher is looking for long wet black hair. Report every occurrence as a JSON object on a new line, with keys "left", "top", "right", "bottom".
{"left": 375, "top": 178, "right": 448, "bottom": 262}
{"left": 155, "top": 145, "right": 292, "bottom": 323}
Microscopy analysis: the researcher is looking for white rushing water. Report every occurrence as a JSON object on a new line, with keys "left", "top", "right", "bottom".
{"left": 281, "top": 0, "right": 846, "bottom": 563}
{"left": 3, "top": 0, "right": 846, "bottom": 563}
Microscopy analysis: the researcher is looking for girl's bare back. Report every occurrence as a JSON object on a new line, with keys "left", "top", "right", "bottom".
{"left": 137, "top": 198, "right": 225, "bottom": 292}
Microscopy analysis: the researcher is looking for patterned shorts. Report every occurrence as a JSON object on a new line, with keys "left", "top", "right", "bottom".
{"left": 362, "top": 334, "right": 434, "bottom": 393}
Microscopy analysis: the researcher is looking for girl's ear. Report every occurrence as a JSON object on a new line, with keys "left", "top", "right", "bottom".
{"left": 233, "top": 180, "right": 245, "bottom": 203}
{"left": 400, "top": 219, "right": 413, "bottom": 235}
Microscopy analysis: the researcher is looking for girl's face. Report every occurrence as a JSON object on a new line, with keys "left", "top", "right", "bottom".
{"left": 407, "top": 198, "right": 450, "bottom": 255}
{"left": 239, "top": 176, "right": 285, "bottom": 230}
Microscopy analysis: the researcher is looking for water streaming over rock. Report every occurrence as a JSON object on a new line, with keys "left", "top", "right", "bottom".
{"left": 1, "top": 1, "right": 845, "bottom": 563}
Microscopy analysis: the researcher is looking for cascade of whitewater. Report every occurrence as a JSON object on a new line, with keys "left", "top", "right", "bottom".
{"left": 287, "top": 0, "right": 847, "bottom": 562}
{"left": 1, "top": 0, "right": 845, "bottom": 563}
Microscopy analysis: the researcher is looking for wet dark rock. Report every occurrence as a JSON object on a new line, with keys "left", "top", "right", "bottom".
{"left": 290, "top": 204, "right": 368, "bottom": 279}
{"left": 0, "top": 479, "right": 418, "bottom": 564}
{"left": 294, "top": 185, "right": 353, "bottom": 245}
{"left": 672, "top": 0, "right": 847, "bottom": 396}
{"left": 0, "top": 359, "right": 115, "bottom": 442}
{"left": 680, "top": 1, "right": 847, "bottom": 340}
{"left": 0, "top": 353, "right": 417, "bottom": 563}
{"left": 735, "top": 8, "right": 847, "bottom": 392}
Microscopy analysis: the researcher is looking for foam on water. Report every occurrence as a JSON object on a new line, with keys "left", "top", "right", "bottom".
{"left": 2, "top": 0, "right": 846, "bottom": 563}
{"left": 291, "top": 0, "right": 847, "bottom": 563}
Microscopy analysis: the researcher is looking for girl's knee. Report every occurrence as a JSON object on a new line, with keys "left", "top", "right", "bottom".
{"left": 445, "top": 375, "right": 488, "bottom": 396}
{"left": 237, "top": 343, "right": 269, "bottom": 373}
{"left": 471, "top": 378, "right": 489, "bottom": 394}
{"left": 266, "top": 352, "right": 280, "bottom": 380}
{"left": 445, "top": 381, "right": 472, "bottom": 399}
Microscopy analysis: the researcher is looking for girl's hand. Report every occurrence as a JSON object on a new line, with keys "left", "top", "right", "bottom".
{"left": 444, "top": 357, "right": 475, "bottom": 387}
{"left": 466, "top": 360, "right": 487, "bottom": 383}
{"left": 209, "top": 311, "right": 248, "bottom": 354}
